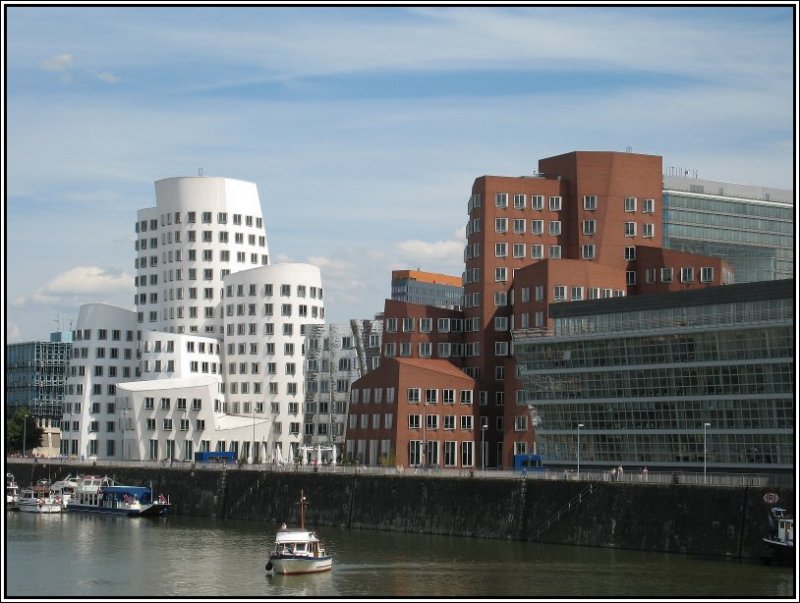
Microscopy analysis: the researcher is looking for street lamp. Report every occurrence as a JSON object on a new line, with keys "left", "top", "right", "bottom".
{"left": 481, "top": 422, "right": 488, "bottom": 472}
{"left": 577, "top": 423, "right": 584, "bottom": 479}
{"left": 703, "top": 422, "right": 711, "bottom": 484}
{"left": 22, "top": 413, "right": 29, "bottom": 458}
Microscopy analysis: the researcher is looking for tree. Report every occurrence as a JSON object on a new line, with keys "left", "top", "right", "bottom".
{"left": 5, "top": 408, "right": 44, "bottom": 455}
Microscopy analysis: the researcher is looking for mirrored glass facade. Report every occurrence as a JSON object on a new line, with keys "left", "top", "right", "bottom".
{"left": 662, "top": 176, "right": 794, "bottom": 283}
{"left": 513, "top": 280, "right": 794, "bottom": 474}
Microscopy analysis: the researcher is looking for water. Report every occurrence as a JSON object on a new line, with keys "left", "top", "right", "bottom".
{"left": 4, "top": 511, "right": 794, "bottom": 599}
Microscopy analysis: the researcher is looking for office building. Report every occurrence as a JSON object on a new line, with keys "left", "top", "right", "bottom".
{"left": 391, "top": 270, "right": 463, "bottom": 309}
{"left": 513, "top": 279, "right": 794, "bottom": 474}
{"left": 61, "top": 176, "right": 325, "bottom": 463}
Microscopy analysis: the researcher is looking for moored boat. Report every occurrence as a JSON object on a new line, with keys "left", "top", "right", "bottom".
{"left": 65, "top": 475, "right": 171, "bottom": 517}
{"left": 265, "top": 490, "right": 332, "bottom": 575}
{"left": 50, "top": 475, "right": 81, "bottom": 509}
{"left": 760, "top": 506, "right": 794, "bottom": 566}
{"left": 16, "top": 487, "right": 62, "bottom": 514}
{"left": 6, "top": 473, "right": 20, "bottom": 509}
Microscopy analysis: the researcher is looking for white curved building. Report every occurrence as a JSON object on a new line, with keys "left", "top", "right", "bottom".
{"left": 62, "top": 176, "right": 327, "bottom": 464}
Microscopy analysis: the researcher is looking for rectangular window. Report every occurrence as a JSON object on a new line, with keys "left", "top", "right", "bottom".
{"left": 407, "top": 388, "right": 420, "bottom": 403}
{"left": 460, "top": 415, "right": 473, "bottom": 430}
{"left": 443, "top": 389, "right": 455, "bottom": 405}
{"left": 531, "top": 220, "right": 543, "bottom": 235}
{"left": 531, "top": 195, "right": 543, "bottom": 210}
{"left": 624, "top": 222, "right": 636, "bottom": 237}
{"left": 549, "top": 221, "right": 561, "bottom": 236}
{"left": 701, "top": 266, "right": 715, "bottom": 282}
{"left": 643, "top": 198, "right": 655, "bottom": 213}
{"left": 553, "top": 285, "right": 566, "bottom": 301}
{"left": 624, "top": 197, "right": 637, "bottom": 212}
{"left": 661, "top": 267, "right": 673, "bottom": 283}
{"left": 626, "top": 271, "right": 636, "bottom": 285}
{"left": 681, "top": 267, "right": 695, "bottom": 283}
{"left": 581, "top": 245, "right": 595, "bottom": 259}
{"left": 625, "top": 246, "right": 636, "bottom": 260}
{"left": 495, "top": 267, "right": 507, "bottom": 282}
{"left": 549, "top": 196, "right": 562, "bottom": 211}
{"left": 571, "top": 286, "right": 584, "bottom": 301}
{"left": 495, "top": 218, "right": 508, "bottom": 233}
{"left": 583, "top": 195, "right": 597, "bottom": 210}
{"left": 513, "top": 219, "right": 526, "bottom": 234}
{"left": 643, "top": 223, "right": 654, "bottom": 238}
{"left": 531, "top": 245, "right": 544, "bottom": 259}
{"left": 494, "top": 242, "right": 507, "bottom": 257}
{"left": 513, "top": 193, "right": 526, "bottom": 209}
{"left": 582, "top": 220, "right": 596, "bottom": 235}
{"left": 548, "top": 245, "right": 561, "bottom": 259}
{"left": 513, "top": 243, "right": 525, "bottom": 258}
{"left": 495, "top": 192, "right": 508, "bottom": 208}
{"left": 645, "top": 268, "right": 656, "bottom": 283}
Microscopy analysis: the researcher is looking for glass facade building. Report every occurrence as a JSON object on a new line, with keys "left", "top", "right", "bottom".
{"left": 6, "top": 332, "right": 73, "bottom": 420}
{"left": 513, "top": 279, "right": 793, "bottom": 474}
{"left": 662, "top": 176, "right": 793, "bottom": 283}
{"left": 391, "top": 270, "right": 463, "bottom": 310}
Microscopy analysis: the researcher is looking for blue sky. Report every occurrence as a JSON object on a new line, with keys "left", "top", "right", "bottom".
{"left": 4, "top": 3, "right": 796, "bottom": 342}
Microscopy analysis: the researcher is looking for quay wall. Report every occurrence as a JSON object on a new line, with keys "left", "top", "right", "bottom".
{"left": 8, "top": 462, "right": 791, "bottom": 562}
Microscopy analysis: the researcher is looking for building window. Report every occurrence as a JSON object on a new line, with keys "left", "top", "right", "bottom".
{"left": 643, "top": 223, "right": 654, "bottom": 238}
{"left": 531, "top": 220, "right": 544, "bottom": 235}
{"left": 645, "top": 268, "right": 656, "bottom": 283}
{"left": 408, "top": 414, "right": 421, "bottom": 429}
{"left": 681, "top": 267, "right": 695, "bottom": 283}
{"left": 626, "top": 271, "right": 636, "bottom": 285}
{"left": 495, "top": 341, "right": 509, "bottom": 356}
{"left": 407, "top": 388, "right": 420, "bottom": 403}
{"left": 495, "top": 192, "right": 508, "bottom": 208}
{"left": 515, "top": 416, "right": 527, "bottom": 431}
{"left": 661, "top": 267, "right": 673, "bottom": 283}
{"left": 548, "top": 245, "right": 561, "bottom": 259}
{"left": 513, "top": 219, "right": 526, "bottom": 234}
{"left": 625, "top": 246, "right": 636, "bottom": 260}
{"left": 583, "top": 195, "right": 597, "bottom": 210}
{"left": 513, "top": 193, "right": 526, "bottom": 209}
{"left": 531, "top": 245, "right": 544, "bottom": 259}
{"left": 553, "top": 285, "right": 566, "bottom": 301}
{"left": 531, "top": 195, "right": 543, "bottom": 210}
{"left": 701, "top": 266, "right": 715, "bottom": 282}
{"left": 495, "top": 218, "right": 508, "bottom": 233}
{"left": 460, "top": 415, "right": 473, "bottom": 430}
{"left": 643, "top": 198, "right": 655, "bottom": 213}
{"left": 513, "top": 243, "right": 525, "bottom": 258}
{"left": 495, "top": 242, "right": 507, "bottom": 257}
{"left": 624, "top": 222, "right": 636, "bottom": 237}
{"left": 549, "top": 221, "right": 561, "bottom": 236}
{"left": 495, "top": 267, "right": 507, "bottom": 282}
{"left": 549, "top": 196, "right": 562, "bottom": 211}
{"left": 624, "top": 197, "right": 637, "bottom": 212}
{"left": 460, "top": 390, "right": 473, "bottom": 405}
{"left": 582, "top": 220, "right": 596, "bottom": 235}
{"left": 570, "top": 286, "right": 583, "bottom": 301}
{"left": 581, "top": 245, "right": 595, "bottom": 260}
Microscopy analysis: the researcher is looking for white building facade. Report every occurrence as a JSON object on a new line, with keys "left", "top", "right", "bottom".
{"left": 61, "top": 176, "right": 325, "bottom": 464}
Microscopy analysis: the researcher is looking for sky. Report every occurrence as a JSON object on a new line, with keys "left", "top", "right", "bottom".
{"left": 3, "top": 2, "right": 797, "bottom": 343}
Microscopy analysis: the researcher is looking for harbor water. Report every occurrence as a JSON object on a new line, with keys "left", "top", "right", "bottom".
{"left": 3, "top": 511, "right": 794, "bottom": 599}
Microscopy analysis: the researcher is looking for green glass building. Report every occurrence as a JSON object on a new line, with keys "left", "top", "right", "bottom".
{"left": 662, "top": 175, "right": 793, "bottom": 283}
{"left": 513, "top": 279, "right": 793, "bottom": 476}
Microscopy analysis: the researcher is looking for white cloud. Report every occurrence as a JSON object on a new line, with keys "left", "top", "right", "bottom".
{"left": 395, "top": 238, "right": 463, "bottom": 272}
{"left": 6, "top": 321, "right": 23, "bottom": 345}
{"left": 27, "top": 266, "right": 133, "bottom": 305}
{"left": 40, "top": 53, "right": 73, "bottom": 72}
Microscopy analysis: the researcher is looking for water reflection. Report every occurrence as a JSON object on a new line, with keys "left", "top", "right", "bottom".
{"left": 5, "top": 512, "right": 793, "bottom": 598}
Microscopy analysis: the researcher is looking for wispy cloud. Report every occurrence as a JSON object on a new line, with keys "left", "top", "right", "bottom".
{"left": 5, "top": 5, "right": 795, "bottom": 340}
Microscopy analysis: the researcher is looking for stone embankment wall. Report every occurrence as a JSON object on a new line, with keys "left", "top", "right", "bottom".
{"left": 8, "top": 462, "right": 790, "bottom": 562}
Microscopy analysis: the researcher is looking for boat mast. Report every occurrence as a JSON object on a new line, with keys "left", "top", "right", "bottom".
{"left": 300, "top": 490, "right": 306, "bottom": 529}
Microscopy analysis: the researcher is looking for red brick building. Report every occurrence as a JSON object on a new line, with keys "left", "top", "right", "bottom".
{"left": 347, "top": 357, "right": 476, "bottom": 468}
{"left": 349, "top": 150, "right": 732, "bottom": 469}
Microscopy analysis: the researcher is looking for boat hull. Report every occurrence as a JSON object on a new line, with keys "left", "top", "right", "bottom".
{"left": 266, "top": 555, "right": 332, "bottom": 575}
{"left": 66, "top": 502, "right": 170, "bottom": 517}
{"left": 17, "top": 501, "right": 62, "bottom": 514}
{"left": 760, "top": 539, "right": 794, "bottom": 566}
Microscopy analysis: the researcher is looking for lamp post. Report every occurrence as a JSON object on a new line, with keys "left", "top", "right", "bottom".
{"left": 248, "top": 406, "right": 255, "bottom": 465}
{"left": 22, "top": 413, "right": 29, "bottom": 458}
{"left": 703, "top": 422, "right": 711, "bottom": 484}
{"left": 577, "top": 423, "right": 584, "bottom": 479}
{"left": 481, "top": 422, "right": 488, "bottom": 473}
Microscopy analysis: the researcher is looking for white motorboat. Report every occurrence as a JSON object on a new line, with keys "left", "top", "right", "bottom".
{"left": 761, "top": 506, "right": 794, "bottom": 566}
{"left": 50, "top": 475, "right": 81, "bottom": 509}
{"left": 265, "top": 490, "right": 332, "bottom": 575}
{"left": 6, "top": 473, "right": 20, "bottom": 509}
{"left": 65, "top": 475, "right": 171, "bottom": 517}
{"left": 16, "top": 487, "right": 62, "bottom": 514}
